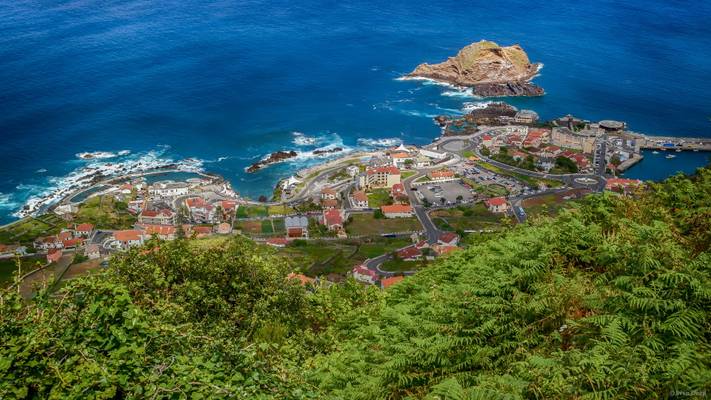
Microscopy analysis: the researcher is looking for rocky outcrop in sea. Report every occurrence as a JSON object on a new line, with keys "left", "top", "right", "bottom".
{"left": 407, "top": 40, "right": 544, "bottom": 97}
{"left": 246, "top": 151, "right": 298, "bottom": 173}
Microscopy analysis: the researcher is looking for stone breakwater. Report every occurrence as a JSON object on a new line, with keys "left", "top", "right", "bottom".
{"left": 246, "top": 151, "right": 298, "bottom": 173}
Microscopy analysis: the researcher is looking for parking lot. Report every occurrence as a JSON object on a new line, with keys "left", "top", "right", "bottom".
{"left": 416, "top": 181, "right": 476, "bottom": 206}
{"left": 461, "top": 166, "right": 525, "bottom": 195}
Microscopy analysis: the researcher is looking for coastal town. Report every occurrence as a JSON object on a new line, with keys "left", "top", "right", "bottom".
{"left": 5, "top": 101, "right": 707, "bottom": 294}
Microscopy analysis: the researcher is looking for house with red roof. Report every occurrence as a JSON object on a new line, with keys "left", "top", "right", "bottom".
{"left": 390, "top": 152, "right": 414, "bottom": 168}
{"left": 482, "top": 134, "right": 493, "bottom": 147}
{"left": 391, "top": 183, "right": 406, "bottom": 200}
{"left": 432, "top": 244, "right": 460, "bottom": 257}
{"left": 485, "top": 197, "right": 509, "bottom": 213}
{"left": 352, "top": 265, "right": 378, "bottom": 284}
{"left": 185, "top": 197, "right": 215, "bottom": 223}
{"left": 381, "top": 204, "right": 413, "bottom": 218}
{"left": 141, "top": 224, "right": 177, "bottom": 240}
{"left": 192, "top": 226, "right": 213, "bottom": 238}
{"left": 34, "top": 235, "right": 63, "bottom": 251}
{"left": 138, "top": 208, "right": 176, "bottom": 225}
{"left": 606, "top": 178, "right": 643, "bottom": 194}
{"left": 438, "top": 232, "right": 460, "bottom": 246}
{"left": 112, "top": 230, "right": 145, "bottom": 250}
{"left": 321, "top": 187, "right": 338, "bottom": 200}
{"left": 322, "top": 209, "right": 344, "bottom": 231}
{"left": 321, "top": 199, "right": 338, "bottom": 209}
{"left": 61, "top": 237, "right": 84, "bottom": 249}
{"left": 350, "top": 190, "right": 369, "bottom": 209}
{"left": 427, "top": 168, "right": 456, "bottom": 182}
{"left": 397, "top": 245, "right": 422, "bottom": 261}
{"left": 381, "top": 276, "right": 404, "bottom": 289}
{"left": 46, "top": 248, "right": 62, "bottom": 264}
{"left": 74, "top": 223, "right": 94, "bottom": 237}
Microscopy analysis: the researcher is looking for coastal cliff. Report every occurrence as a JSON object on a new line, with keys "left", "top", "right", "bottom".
{"left": 408, "top": 40, "right": 544, "bottom": 97}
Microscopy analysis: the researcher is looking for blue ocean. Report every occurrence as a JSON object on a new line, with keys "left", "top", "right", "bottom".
{"left": 1, "top": 0, "right": 710, "bottom": 224}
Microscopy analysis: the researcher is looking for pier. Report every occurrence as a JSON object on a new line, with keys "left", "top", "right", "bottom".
{"left": 639, "top": 135, "right": 711, "bottom": 151}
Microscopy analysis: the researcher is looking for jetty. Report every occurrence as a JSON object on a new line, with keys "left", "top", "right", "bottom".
{"left": 638, "top": 135, "right": 711, "bottom": 151}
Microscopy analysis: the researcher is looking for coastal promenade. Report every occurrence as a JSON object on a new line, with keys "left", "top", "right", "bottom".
{"left": 637, "top": 134, "right": 711, "bottom": 151}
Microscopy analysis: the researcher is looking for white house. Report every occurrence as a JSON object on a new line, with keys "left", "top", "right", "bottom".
{"left": 352, "top": 265, "right": 378, "bottom": 284}
{"left": 149, "top": 181, "right": 190, "bottom": 198}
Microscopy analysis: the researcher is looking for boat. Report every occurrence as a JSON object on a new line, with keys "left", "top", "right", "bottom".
{"left": 652, "top": 151, "right": 659, "bottom": 154}
{"left": 675, "top": 149, "right": 682, "bottom": 152}
{"left": 666, "top": 154, "right": 676, "bottom": 159}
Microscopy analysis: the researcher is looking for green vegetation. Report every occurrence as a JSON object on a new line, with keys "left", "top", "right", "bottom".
{"left": 276, "top": 237, "right": 412, "bottom": 277}
{"left": 551, "top": 155, "right": 579, "bottom": 174}
{"left": 2, "top": 167, "right": 711, "bottom": 398}
{"left": 430, "top": 202, "right": 509, "bottom": 232}
{"left": 463, "top": 177, "right": 509, "bottom": 197}
{"left": 491, "top": 146, "right": 537, "bottom": 171}
{"left": 0, "top": 256, "right": 44, "bottom": 288}
{"left": 367, "top": 188, "right": 392, "bottom": 208}
{"left": 0, "top": 214, "right": 65, "bottom": 245}
{"left": 260, "top": 219, "right": 274, "bottom": 234}
{"left": 75, "top": 195, "right": 136, "bottom": 230}
{"left": 345, "top": 213, "right": 421, "bottom": 236}
{"left": 379, "top": 257, "right": 423, "bottom": 273}
{"left": 236, "top": 204, "right": 269, "bottom": 218}
{"left": 401, "top": 170, "right": 416, "bottom": 180}
{"left": 462, "top": 150, "right": 475, "bottom": 158}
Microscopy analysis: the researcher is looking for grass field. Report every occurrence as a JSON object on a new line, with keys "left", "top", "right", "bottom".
{"left": 0, "top": 215, "right": 65, "bottom": 245}
{"left": 75, "top": 195, "right": 136, "bottom": 230}
{"left": 275, "top": 237, "right": 413, "bottom": 277}
{"left": 267, "top": 205, "right": 295, "bottom": 216}
{"left": 236, "top": 205, "right": 269, "bottom": 218}
{"left": 260, "top": 219, "right": 274, "bottom": 234}
{"left": 463, "top": 178, "right": 509, "bottom": 197}
{"left": 367, "top": 189, "right": 392, "bottom": 208}
{"left": 237, "top": 220, "right": 262, "bottom": 235}
{"left": 430, "top": 203, "right": 508, "bottom": 232}
{"left": 401, "top": 171, "right": 416, "bottom": 180}
{"left": 522, "top": 190, "right": 582, "bottom": 218}
{"left": 345, "top": 213, "right": 422, "bottom": 236}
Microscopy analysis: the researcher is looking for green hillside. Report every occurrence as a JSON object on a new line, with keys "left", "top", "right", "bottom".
{"left": 1, "top": 167, "right": 710, "bottom": 399}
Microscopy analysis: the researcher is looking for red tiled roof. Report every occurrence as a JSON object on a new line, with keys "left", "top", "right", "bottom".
{"left": 143, "top": 225, "right": 176, "bottom": 236}
{"left": 391, "top": 152, "right": 411, "bottom": 159}
{"left": 433, "top": 244, "right": 460, "bottom": 256}
{"left": 381, "top": 276, "right": 404, "bottom": 289}
{"left": 353, "top": 265, "right": 377, "bottom": 278}
{"left": 381, "top": 204, "right": 413, "bottom": 214}
{"left": 75, "top": 223, "right": 94, "bottom": 232}
{"left": 220, "top": 200, "right": 236, "bottom": 210}
{"left": 324, "top": 209, "right": 343, "bottom": 226}
{"left": 193, "top": 226, "right": 212, "bottom": 234}
{"left": 486, "top": 197, "right": 507, "bottom": 207}
{"left": 185, "top": 197, "right": 208, "bottom": 208}
{"left": 62, "top": 238, "right": 84, "bottom": 247}
{"left": 438, "top": 232, "right": 459, "bottom": 244}
{"left": 482, "top": 134, "right": 492, "bottom": 140}
{"left": 58, "top": 231, "right": 73, "bottom": 241}
{"left": 606, "top": 178, "right": 642, "bottom": 189}
{"left": 397, "top": 246, "right": 421, "bottom": 259}
{"left": 322, "top": 199, "right": 338, "bottom": 208}
{"left": 391, "top": 183, "right": 405, "bottom": 194}
{"left": 321, "top": 187, "right": 337, "bottom": 195}
{"left": 352, "top": 190, "right": 368, "bottom": 202}
{"left": 114, "top": 230, "right": 143, "bottom": 242}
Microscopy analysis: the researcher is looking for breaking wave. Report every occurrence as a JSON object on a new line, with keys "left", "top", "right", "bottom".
{"left": 357, "top": 138, "right": 402, "bottom": 147}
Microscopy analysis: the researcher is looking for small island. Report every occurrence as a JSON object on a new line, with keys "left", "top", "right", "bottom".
{"left": 407, "top": 40, "right": 544, "bottom": 97}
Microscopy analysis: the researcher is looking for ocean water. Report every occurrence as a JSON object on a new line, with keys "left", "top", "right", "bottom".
{"left": 1, "top": 0, "right": 710, "bottom": 224}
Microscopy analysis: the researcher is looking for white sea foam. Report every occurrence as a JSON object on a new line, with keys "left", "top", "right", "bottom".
{"left": 292, "top": 131, "right": 317, "bottom": 146}
{"left": 0, "top": 193, "right": 20, "bottom": 210}
{"left": 75, "top": 149, "right": 131, "bottom": 160}
{"left": 400, "top": 110, "right": 438, "bottom": 118}
{"left": 36, "top": 169, "right": 47, "bottom": 173}
{"left": 357, "top": 138, "right": 402, "bottom": 147}
{"left": 14, "top": 148, "right": 203, "bottom": 219}
{"left": 462, "top": 101, "right": 495, "bottom": 112}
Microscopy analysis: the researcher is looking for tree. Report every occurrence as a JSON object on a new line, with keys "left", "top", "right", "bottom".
{"left": 480, "top": 146, "right": 491, "bottom": 156}
{"left": 258, "top": 195, "right": 268, "bottom": 203}
{"left": 555, "top": 156, "right": 579, "bottom": 173}
{"left": 456, "top": 195, "right": 464, "bottom": 203}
